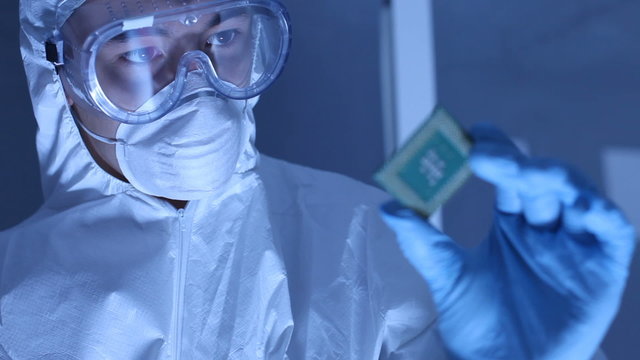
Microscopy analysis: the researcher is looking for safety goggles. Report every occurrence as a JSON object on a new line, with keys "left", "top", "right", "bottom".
{"left": 51, "top": 0, "right": 291, "bottom": 124}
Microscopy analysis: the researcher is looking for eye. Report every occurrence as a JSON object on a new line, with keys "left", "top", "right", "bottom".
{"left": 207, "top": 29, "right": 239, "bottom": 47}
{"left": 120, "top": 47, "right": 163, "bottom": 64}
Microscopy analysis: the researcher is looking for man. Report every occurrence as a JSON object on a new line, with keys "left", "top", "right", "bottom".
{"left": 0, "top": 0, "right": 634, "bottom": 359}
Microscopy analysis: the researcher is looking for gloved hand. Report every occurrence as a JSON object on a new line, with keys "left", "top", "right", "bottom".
{"left": 380, "top": 123, "right": 636, "bottom": 360}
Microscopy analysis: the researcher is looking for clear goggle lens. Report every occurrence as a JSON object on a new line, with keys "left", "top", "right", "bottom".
{"left": 62, "top": 0, "right": 291, "bottom": 124}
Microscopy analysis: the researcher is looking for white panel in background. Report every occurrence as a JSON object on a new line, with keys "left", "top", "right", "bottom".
{"left": 602, "top": 147, "right": 640, "bottom": 231}
{"left": 593, "top": 348, "right": 608, "bottom": 360}
{"left": 512, "top": 138, "right": 531, "bottom": 156}
{"left": 389, "top": 0, "right": 441, "bottom": 229}
{"left": 390, "top": 0, "right": 437, "bottom": 145}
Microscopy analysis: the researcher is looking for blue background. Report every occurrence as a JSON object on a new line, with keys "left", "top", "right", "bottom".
{"left": 1, "top": 0, "right": 638, "bottom": 358}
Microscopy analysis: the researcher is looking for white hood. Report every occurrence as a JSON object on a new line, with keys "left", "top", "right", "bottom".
{"left": 19, "top": 0, "right": 259, "bottom": 206}
{"left": 20, "top": 0, "right": 123, "bottom": 203}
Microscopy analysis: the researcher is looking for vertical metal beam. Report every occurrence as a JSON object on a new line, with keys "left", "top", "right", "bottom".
{"left": 381, "top": 0, "right": 442, "bottom": 228}
{"left": 379, "top": 0, "right": 397, "bottom": 158}
{"left": 390, "top": 0, "right": 437, "bottom": 145}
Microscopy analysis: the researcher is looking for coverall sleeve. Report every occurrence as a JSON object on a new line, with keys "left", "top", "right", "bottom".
{"left": 366, "top": 208, "right": 449, "bottom": 359}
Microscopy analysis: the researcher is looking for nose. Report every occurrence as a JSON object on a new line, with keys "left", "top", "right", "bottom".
{"left": 178, "top": 50, "right": 219, "bottom": 80}
{"left": 187, "top": 61, "right": 203, "bottom": 73}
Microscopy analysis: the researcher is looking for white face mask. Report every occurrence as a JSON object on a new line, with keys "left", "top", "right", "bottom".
{"left": 77, "top": 74, "right": 259, "bottom": 200}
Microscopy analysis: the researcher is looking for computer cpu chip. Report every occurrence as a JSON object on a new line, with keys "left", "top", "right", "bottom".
{"left": 375, "top": 107, "right": 472, "bottom": 217}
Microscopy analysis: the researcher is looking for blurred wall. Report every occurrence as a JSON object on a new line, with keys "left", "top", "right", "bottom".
{"left": 434, "top": 1, "right": 640, "bottom": 358}
{"left": 254, "top": 0, "right": 385, "bottom": 184}
{"left": 0, "top": 4, "right": 42, "bottom": 230}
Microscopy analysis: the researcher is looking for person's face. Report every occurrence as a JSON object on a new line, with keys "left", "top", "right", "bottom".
{"left": 59, "top": 0, "right": 257, "bottom": 182}
{"left": 65, "top": 0, "right": 255, "bottom": 112}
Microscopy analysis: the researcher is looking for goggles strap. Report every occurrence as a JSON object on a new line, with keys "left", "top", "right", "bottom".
{"left": 70, "top": 107, "right": 119, "bottom": 145}
{"left": 45, "top": 33, "right": 64, "bottom": 66}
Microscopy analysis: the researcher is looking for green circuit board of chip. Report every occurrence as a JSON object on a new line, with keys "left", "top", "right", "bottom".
{"left": 374, "top": 107, "right": 472, "bottom": 217}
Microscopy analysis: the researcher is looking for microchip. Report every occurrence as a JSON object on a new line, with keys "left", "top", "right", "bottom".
{"left": 375, "top": 107, "right": 472, "bottom": 217}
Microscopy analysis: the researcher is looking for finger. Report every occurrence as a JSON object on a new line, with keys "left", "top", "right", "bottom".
{"left": 517, "top": 161, "right": 568, "bottom": 225}
{"left": 469, "top": 152, "right": 522, "bottom": 194}
{"left": 380, "top": 201, "right": 464, "bottom": 297}
{"left": 514, "top": 158, "right": 636, "bottom": 264}
{"left": 468, "top": 123, "right": 525, "bottom": 213}
{"left": 496, "top": 187, "right": 523, "bottom": 214}
{"left": 565, "top": 196, "right": 637, "bottom": 267}
{"left": 521, "top": 193, "right": 562, "bottom": 226}
{"left": 469, "top": 123, "right": 525, "bottom": 188}
{"left": 469, "top": 122, "right": 523, "bottom": 158}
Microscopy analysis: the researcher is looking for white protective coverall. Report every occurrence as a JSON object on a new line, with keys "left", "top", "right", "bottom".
{"left": 0, "top": 0, "right": 447, "bottom": 358}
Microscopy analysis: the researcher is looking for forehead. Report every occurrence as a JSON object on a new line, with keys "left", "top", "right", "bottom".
{"left": 76, "top": 0, "right": 208, "bottom": 19}
{"left": 64, "top": 0, "right": 225, "bottom": 43}
{"left": 67, "top": 0, "right": 221, "bottom": 27}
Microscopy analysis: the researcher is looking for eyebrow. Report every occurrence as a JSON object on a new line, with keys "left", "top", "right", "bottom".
{"left": 203, "top": 8, "right": 249, "bottom": 28}
{"left": 217, "top": 7, "right": 249, "bottom": 23}
{"left": 106, "top": 7, "right": 251, "bottom": 44}
{"left": 108, "top": 27, "right": 171, "bottom": 43}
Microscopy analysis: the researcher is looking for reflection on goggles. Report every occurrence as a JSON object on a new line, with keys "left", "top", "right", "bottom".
{"left": 61, "top": 1, "right": 291, "bottom": 124}
{"left": 97, "top": 10, "right": 257, "bottom": 111}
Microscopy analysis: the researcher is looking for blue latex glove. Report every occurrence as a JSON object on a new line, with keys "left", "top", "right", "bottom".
{"left": 381, "top": 123, "right": 636, "bottom": 360}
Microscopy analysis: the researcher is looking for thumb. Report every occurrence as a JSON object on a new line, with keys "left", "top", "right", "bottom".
{"left": 380, "top": 201, "right": 465, "bottom": 300}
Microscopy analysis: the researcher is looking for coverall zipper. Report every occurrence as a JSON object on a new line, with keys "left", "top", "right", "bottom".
{"left": 173, "top": 208, "right": 190, "bottom": 360}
